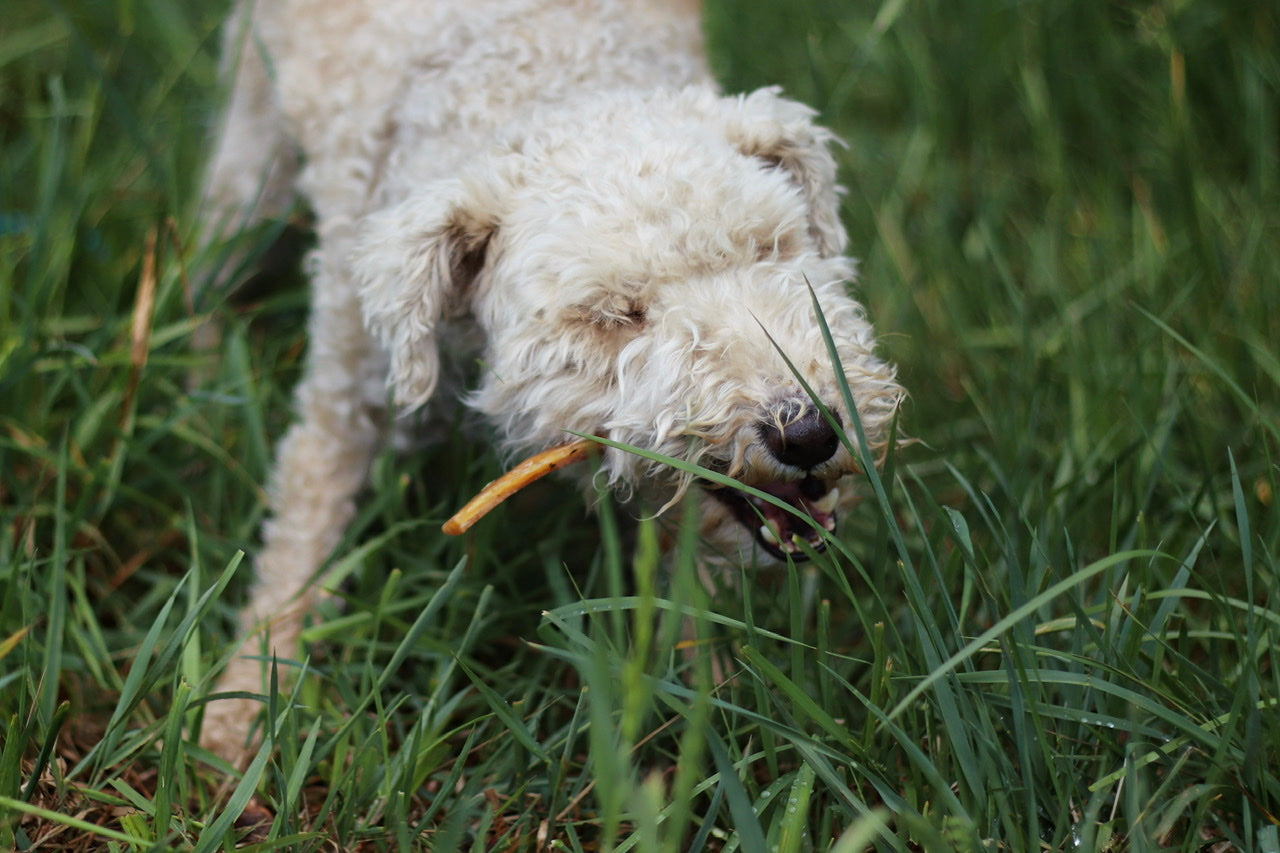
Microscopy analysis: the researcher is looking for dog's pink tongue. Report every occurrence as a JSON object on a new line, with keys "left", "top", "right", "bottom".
{"left": 753, "top": 479, "right": 839, "bottom": 554}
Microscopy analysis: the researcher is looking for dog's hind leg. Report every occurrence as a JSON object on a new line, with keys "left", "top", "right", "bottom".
{"left": 200, "top": 239, "right": 384, "bottom": 765}
{"left": 200, "top": 0, "right": 298, "bottom": 256}
{"left": 191, "top": 1, "right": 300, "bottom": 380}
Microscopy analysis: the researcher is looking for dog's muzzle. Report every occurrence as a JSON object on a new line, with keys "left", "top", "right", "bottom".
{"left": 706, "top": 402, "right": 844, "bottom": 561}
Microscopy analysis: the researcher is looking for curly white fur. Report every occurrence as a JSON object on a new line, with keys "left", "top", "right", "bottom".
{"left": 199, "top": 0, "right": 903, "bottom": 764}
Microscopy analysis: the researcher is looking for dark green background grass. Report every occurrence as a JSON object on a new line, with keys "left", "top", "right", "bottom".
{"left": 2, "top": 1, "right": 1278, "bottom": 850}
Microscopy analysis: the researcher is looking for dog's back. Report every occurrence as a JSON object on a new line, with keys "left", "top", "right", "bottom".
{"left": 224, "top": 0, "right": 711, "bottom": 223}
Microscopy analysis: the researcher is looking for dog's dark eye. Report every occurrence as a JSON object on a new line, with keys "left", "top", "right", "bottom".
{"left": 580, "top": 302, "right": 646, "bottom": 329}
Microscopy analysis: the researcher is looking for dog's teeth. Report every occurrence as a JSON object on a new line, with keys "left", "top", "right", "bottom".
{"left": 822, "top": 516, "right": 836, "bottom": 531}
{"left": 759, "top": 524, "right": 780, "bottom": 547}
{"left": 813, "top": 487, "right": 840, "bottom": 515}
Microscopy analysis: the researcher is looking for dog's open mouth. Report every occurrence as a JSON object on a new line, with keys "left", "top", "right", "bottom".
{"left": 706, "top": 476, "right": 839, "bottom": 561}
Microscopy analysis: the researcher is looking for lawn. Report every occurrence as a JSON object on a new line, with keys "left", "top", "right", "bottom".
{"left": 2, "top": 0, "right": 1278, "bottom": 850}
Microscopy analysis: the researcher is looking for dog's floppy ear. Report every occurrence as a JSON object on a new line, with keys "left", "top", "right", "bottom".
{"left": 722, "top": 87, "right": 848, "bottom": 257}
{"left": 354, "top": 175, "right": 502, "bottom": 409}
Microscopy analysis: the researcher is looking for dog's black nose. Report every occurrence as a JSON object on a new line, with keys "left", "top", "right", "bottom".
{"left": 760, "top": 403, "right": 841, "bottom": 469}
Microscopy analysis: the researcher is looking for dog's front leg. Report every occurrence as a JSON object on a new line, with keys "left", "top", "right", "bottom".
{"left": 201, "top": 246, "right": 383, "bottom": 766}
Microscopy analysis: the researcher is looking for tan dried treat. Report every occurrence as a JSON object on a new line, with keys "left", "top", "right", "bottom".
{"left": 442, "top": 438, "right": 597, "bottom": 535}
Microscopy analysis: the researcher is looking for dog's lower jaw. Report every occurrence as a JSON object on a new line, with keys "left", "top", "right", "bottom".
{"left": 703, "top": 476, "right": 841, "bottom": 562}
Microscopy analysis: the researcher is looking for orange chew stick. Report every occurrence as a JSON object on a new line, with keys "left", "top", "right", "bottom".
{"left": 442, "top": 438, "right": 597, "bottom": 535}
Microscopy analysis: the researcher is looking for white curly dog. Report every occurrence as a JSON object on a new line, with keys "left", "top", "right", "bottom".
{"left": 199, "top": 0, "right": 903, "bottom": 763}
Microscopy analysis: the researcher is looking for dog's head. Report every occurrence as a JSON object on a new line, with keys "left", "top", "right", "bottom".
{"left": 355, "top": 86, "right": 903, "bottom": 562}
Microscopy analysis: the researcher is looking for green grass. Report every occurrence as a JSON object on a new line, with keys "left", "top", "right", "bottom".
{"left": 2, "top": 0, "right": 1278, "bottom": 849}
